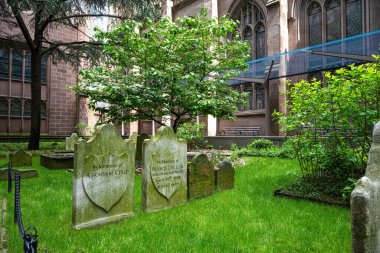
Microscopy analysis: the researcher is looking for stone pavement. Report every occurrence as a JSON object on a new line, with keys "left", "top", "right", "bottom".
{"left": 0, "top": 198, "right": 7, "bottom": 252}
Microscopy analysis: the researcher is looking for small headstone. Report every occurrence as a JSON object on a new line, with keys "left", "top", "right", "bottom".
{"left": 135, "top": 133, "right": 150, "bottom": 162}
{"left": 351, "top": 121, "right": 380, "bottom": 253}
{"left": 72, "top": 124, "right": 136, "bottom": 229}
{"left": 214, "top": 160, "right": 235, "bottom": 190}
{"left": 142, "top": 126, "right": 187, "bottom": 212}
{"left": 187, "top": 154, "right": 214, "bottom": 200}
{"left": 0, "top": 169, "right": 38, "bottom": 180}
{"left": 9, "top": 150, "right": 32, "bottom": 167}
{"left": 66, "top": 133, "right": 79, "bottom": 151}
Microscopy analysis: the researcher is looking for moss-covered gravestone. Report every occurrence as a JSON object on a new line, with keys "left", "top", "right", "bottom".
{"left": 72, "top": 124, "right": 136, "bottom": 229}
{"left": 187, "top": 154, "right": 215, "bottom": 199}
{"left": 351, "top": 121, "right": 380, "bottom": 253}
{"left": 215, "top": 160, "right": 235, "bottom": 190}
{"left": 66, "top": 133, "right": 79, "bottom": 151}
{"left": 142, "top": 126, "right": 187, "bottom": 212}
{"left": 135, "top": 133, "right": 150, "bottom": 162}
{"left": 9, "top": 150, "right": 32, "bottom": 167}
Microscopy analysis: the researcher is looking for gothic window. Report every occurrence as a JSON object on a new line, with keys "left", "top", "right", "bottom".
{"left": 255, "top": 84, "right": 265, "bottom": 109}
{"left": 41, "top": 101, "right": 47, "bottom": 119}
{"left": 11, "top": 51, "right": 23, "bottom": 80}
{"left": 0, "top": 49, "right": 9, "bottom": 78}
{"left": 10, "top": 99, "right": 21, "bottom": 117}
{"left": 0, "top": 97, "right": 8, "bottom": 116}
{"left": 346, "top": 0, "right": 362, "bottom": 37}
{"left": 308, "top": 2, "right": 322, "bottom": 46}
{"left": 23, "top": 100, "right": 31, "bottom": 117}
{"left": 255, "top": 23, "right": 265, "bottom": 59}
{"left": 244, "top": 85, "right": 253, "bottom": 111}
{"left": 326, "top": 0, "right": 341, "bottom": 42}
{"left": 25, "top": 53, "right": 48, "bottom": 84}
{"left": 236, "top": 1, "right": 266, "bottom": 60}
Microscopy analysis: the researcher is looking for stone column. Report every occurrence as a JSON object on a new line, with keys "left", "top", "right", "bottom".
{"left": 161, "top": 0, "right": 173, "bottom": 20}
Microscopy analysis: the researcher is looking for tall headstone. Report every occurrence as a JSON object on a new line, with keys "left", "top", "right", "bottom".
{"left": 142, "top": 126, "right": 187, "bottom": 212}
{"left": 214, "top": 160, "right": 235, "bottom": 190}
{"left": 9, "top": 150, "right": 32, "bottom": 167}
{"left": 66, "top": 133, "right": 79, "bottom": 151}
{"left": 187, "top": 154, "right": 215, "bottom": 199}
{"left": 351, "top": 121, "right": 380, "bottom": 253}
{"left": 72, "top": 124, "right": 136, "bottom": 229}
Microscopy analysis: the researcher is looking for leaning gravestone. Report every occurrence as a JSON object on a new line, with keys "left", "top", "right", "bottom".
{"left": 142, "top": 126, "right": 187, "bottom": 212}
{"left": 72, "top": 124, "right": 136, "bottom": 229}
{"left": 187, "top": 154, "right": 214, "bottom": 199}
{"left": 214, "top": 160, "right": 235, "bottom": 190}
{"left": 9, "top": 150, "right": 32, "bottom": 167}
{"left": 351, "top": 121, "right": 380, "bottom": 253}
{"left": 66, "top": 133, "right": 79, "bottom": 151}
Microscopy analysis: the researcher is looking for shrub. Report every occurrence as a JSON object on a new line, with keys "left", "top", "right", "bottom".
{"left": 247, "top": 139, "right": 274, "bottom": 150}
{"left": 177, "top": 121, "right": 209, "bottom": 150}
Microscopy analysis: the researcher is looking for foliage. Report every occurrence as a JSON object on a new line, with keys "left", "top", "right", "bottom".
{"left": 73, "top": 8, "right": 250, "bottom": 132}
{"left": 231, "top": 138, "right": 296, "bottom": 159}
{"left": 4, "top": 157, "right": 351, "bottom": 252}
{"left": 0, "top": 0, "right": 160, "bottom": 149}
{"left": 177, "top": 121, "right": 209, "bottom": 149}
{"left": 274, "top": 57, "right": 380, "bottom": 199}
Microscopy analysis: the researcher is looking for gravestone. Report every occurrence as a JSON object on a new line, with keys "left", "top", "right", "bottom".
{"left": 214, "top": 160, "right": 235, "bottom": 190}
{"left": 9, "top": 150, "right": 32, "bottom": 167}
{"left": 40, "top": 151, "right": 74, "bottom": 169}
{"left": 66, "top": 133, "right": 79, "bottom": 151}
{"left": 135, "top": 133, "right": 150, "bottom": 162}
{"left": 187, "top": 154, "right": 215, "bottom": 199}
{"left": 72, "top": 124, "right": 136, "bottom": 229}
{"left": 351, "top": 121, "right": 380, "bottom": 253}
{"left": 142, "top": 126, "right": 187, "bottom": 212}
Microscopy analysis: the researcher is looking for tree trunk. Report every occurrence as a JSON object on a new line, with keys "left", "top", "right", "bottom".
{"left": 28, "top": 47, "right": 42, "bottom": 150}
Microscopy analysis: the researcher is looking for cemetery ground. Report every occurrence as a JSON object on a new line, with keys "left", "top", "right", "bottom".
{"left": 0, "top": 155, "right": 350, "bottom": 252}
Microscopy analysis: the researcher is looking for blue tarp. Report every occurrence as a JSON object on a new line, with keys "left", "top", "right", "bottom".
{"left": 230, "top": 30, "right": 380, "bottom": 85}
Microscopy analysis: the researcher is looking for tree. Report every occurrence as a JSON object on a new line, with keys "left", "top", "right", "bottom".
{"left": 74, "top": 8, "right": 250, "bottom": 132}
{"left": 0, "top": 0, "right": 160, "bottom": 149}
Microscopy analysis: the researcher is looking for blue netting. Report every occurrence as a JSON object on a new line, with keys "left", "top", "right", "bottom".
{"left": 230, "top": 30, "right": 380, "bottom": 85}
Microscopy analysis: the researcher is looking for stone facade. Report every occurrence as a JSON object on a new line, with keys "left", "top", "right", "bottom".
{"left": 351, "top": 121, "right": 380, "bottom": 253}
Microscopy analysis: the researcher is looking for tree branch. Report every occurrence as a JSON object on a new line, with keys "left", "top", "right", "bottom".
{"left": 51, "top": 13, "right": 126, "bottom": 22}
{"left": 42, "top": 40, "right": 102, "bottom": 55}
{"left": 7, "top": 0, "right": 35, "bottom": 50}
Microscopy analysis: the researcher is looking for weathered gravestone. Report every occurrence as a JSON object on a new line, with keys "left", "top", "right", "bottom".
{"left": 72, "top": 124, "right": 136, "bottom": 229}
{"left": 66, "top": 133, "right": 79, "bottom": 151}
{"left": 351, "top": 121, "right": 380, "bottom": 253}
{"left": 142, "top": 126, "right": 187, "bottom": 212}
{"left": 214, "top": 160, "right": 235, "bottom": 190}
{"left": 9, "top": 150, "right": 32, "bottom": 167}
{"left": 187, "top": 154, "right": 215, "bottom": 199}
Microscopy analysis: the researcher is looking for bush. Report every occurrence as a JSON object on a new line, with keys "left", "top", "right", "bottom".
{"left": 247, "top": 139, "right": 274, "bottom": 150}
{"left": 177, "top": 121, "right": 210, "bottom": 150}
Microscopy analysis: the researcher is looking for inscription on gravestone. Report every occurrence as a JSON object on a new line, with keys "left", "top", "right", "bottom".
{"left": 142, "top": 126, "right": 187, "bottom": 212}
{"left": 72, "top": 124, "right": 136, "bottom": 229}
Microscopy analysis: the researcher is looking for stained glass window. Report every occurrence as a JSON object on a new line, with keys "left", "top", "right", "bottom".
{"left": 308, "top": 2, "right": 322, "bottom": 46}
{"left": 0, "top": 97, "right": 8, "bottom": 116}
{"left": 255, "top": 84, "right": 265, "bottom": 110}
{"left": 243, "top": 27, "right": 253, "bottom": 60}
{"left": 0, "top": 49, "right": 9, "bottom": 78}
{"left": 346, "top": 0, "right": 362, "bottom": 37}
{"left": 25, "top": 53, "right": 47, "bottom": 84}
{"left": 256, "top": 23, "right": 265, "bottom": 59}
{"left": 326, "top": 0, "right": 341, "bottom": 42}
{"left": 11, "top": 51, "right": 23, "bottom": 80}
{"left": 23, "top": 100, "right": 31, "bottom": 117}
{"left": 10, "top": 99, "right": 21, "bottom": 116}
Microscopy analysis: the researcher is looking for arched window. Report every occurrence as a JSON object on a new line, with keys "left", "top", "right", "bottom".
{"left": 235, "top": 1, "right": 266, "bottom": 60}
{"left": 0, "top": 97, "right": 8, "bottom": 116}
{"left": 307, "top": 2, "right": 322, "bottom": 46}
{"left": 346, "top": 0, "right": 362, "bottom": 37}
{"left": 10, "top": 99, "right": 21, "bottom": 116}
{"left": 326, "top": 0, "right": 341, "bottom": 42}
{"left": 23, "top": 100, "right": 31, "bottom": 117}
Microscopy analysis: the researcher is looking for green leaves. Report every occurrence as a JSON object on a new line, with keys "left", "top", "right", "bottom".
{"left": 74, "top": 8, "right": 250, "bottom": 131}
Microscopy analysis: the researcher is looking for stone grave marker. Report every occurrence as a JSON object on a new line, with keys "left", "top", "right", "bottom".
{"left": 135, "top": 133, "right": 150, "bottom": 162}
{"left": 187, "top": 154, "right": 214, "bottom": 199}
{"left": 351, "top": 121, "right": 380, "bottom": 253}
{"left": 9, "top": 150, "right": 32, "bottom": 167}
{"left": 72, "top": 124, "right": 136, "bottom": 229}
{"left": 214, "top": 160, "right": 235, "bottom": 190}
{"left": 142, "top": 126, "right": 187, "bottom": 212}
{"left": 66, "top": 133, "right": 79, "bottom": 151}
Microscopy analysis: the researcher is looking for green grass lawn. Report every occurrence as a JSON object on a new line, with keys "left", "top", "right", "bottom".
{"left": 1, "top": 157, "right": 350, "bottom": 253}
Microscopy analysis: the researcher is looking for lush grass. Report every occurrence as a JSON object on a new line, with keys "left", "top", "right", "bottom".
{"left": 1, "top": 157, "right": 351, "bottom": 252}
{"left": 0, "top": 142, "right": 65, "bottom": 158}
